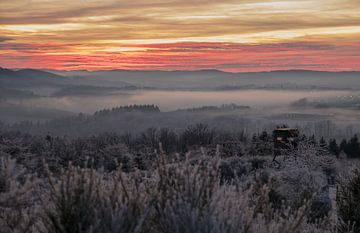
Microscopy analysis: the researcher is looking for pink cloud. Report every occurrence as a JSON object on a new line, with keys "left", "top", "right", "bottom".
{"left": 0, "top": 41, "right": 359, "bottom": 72}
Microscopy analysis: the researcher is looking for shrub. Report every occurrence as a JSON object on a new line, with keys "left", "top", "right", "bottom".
{"left": 0, "top": 157, "right": 36, "bottom": 233}
{"left": 180, "top": 124, "right": 216, "bottom": 151}
{"left": 41, "top": 164, "right": 101, "bottom": 233}
{"left": 337, "top": 168, "right": 360, "bottom": 233}
{"left": 41, "top": 162, "right": 150, "bottom": 233}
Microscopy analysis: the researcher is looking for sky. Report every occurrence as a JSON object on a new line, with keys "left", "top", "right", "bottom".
{"left": 0, "top": 0, "right": 359, "bottom": 72}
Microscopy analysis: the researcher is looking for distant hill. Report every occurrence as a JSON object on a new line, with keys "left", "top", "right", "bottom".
{"left": 2, "top": 67, "right": 360, "bottom": 90}
{"left": 46, "top": 69, "right": 360, "bottom": 90}
{"left": 0, "top": 68, "right": 70, "bottom": 88}
{"left": 0, "top": 67, "right": 136, "bottom": 90}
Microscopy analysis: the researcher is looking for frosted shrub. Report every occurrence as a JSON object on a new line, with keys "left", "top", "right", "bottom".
{"left": 0, "top": 134, "right": 349, "bottom": 233}
{"left": 150, "top": 154, "right": 220, "bottom": 233}
{"left": 147, "top": 153, "right": 334, "bottom": 233}
{"left": 99, "top": 143, "right": 133, "bottom": 172}
{"left": 93, "top": 170, "right": 152, "bottom": 233}
{"left": 268, "top": 142, "right": 335, "bottom": 220}
{"left": 180, "top": 124, "right": 216, "bottom": 151}
{"left": 271, "top": 168, "right": 325, "bottom": 207}
{"left": 337, "top": 168, "right": 360, "bottom": 233}
{"left": 41, "top": 162, "right": 150, "bottom": 233}
{"left": 0, "top": 156, "right": 36, "bottom": 233}
{"left": 219, "top": 157, "right": 250, "bottom": 183}
{"left": 41, "top": 163, "right": 101, "bottom": 233}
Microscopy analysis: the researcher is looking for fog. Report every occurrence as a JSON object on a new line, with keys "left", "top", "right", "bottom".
{"left": 8, "top": 89, "right": 356, "bottom": 113}
{"left": 1, "top": 68, "right": 359, "bottom": 138}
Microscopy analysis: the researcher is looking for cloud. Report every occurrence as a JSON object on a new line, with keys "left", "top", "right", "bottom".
{"left": 0, "top": 37, "right": 12, "bottom": 43}
{"left": 1, "top": 40, "right": 359, "bottom": 71}
{"left": 0, "top": 0, "right": 359, "bottom": 71}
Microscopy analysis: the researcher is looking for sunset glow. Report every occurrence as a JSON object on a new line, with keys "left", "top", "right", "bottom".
{"left": 0, "top": 0, "right": 359, "bottom": 71}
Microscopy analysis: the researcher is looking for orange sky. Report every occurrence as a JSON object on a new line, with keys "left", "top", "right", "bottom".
{"left": 0, "top": 0, "right": 360, "bottom": 71}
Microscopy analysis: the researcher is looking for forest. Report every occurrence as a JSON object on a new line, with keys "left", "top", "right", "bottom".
{"left": 1, "top": 121, "right": 360, "bottom": 233}
{"left": 1, "top": 69, "right": 360, "bottom": 233}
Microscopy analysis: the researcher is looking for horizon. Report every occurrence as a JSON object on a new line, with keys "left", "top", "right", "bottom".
{"left": 1, "top": 0, "right": 360, "bottom": 72}
{"left": 2, "top": 66, "right": 360, "bottom": 74}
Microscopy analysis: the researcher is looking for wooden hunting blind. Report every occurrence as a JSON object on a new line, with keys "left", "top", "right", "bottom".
{"left": 273, "top": 128, "right": 299, "bottom": 155}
